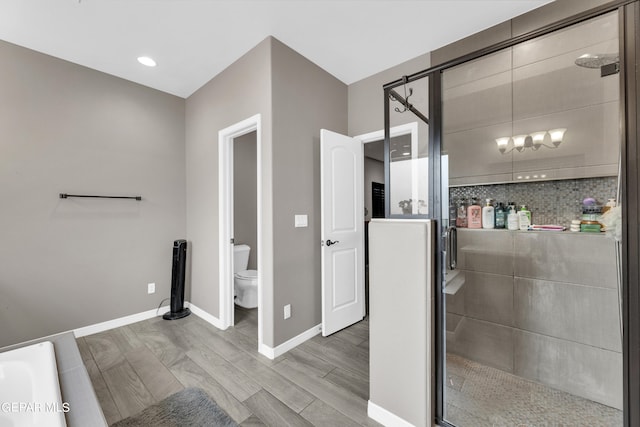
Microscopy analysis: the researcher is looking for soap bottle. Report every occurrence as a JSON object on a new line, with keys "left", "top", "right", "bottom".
{"left": 456, "top": 199, "right": 468, "bottom": 228}
{"left": 449, "top": 199, "right": 458, "bottom": 224}
{"left": 482, "top": 199, "right": 495, "bottom": 229}
{"left": 518, "top": 205, "right": 531, "bottom": 230}
{"left": 494, "top": 202, "right": 506, "bottom": 229}
{"left": 507, "top": 205, "right": 519, "bottom": 230}
{"left": 467, "top": 198, "right": 482, "bottom": 229}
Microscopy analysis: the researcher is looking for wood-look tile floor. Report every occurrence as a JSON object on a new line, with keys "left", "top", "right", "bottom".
{"left": 77, "top": 307, "right": 380, "bottom": 426}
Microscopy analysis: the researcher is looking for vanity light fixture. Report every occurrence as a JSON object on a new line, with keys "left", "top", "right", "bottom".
{"left": 495, "top": 128, "right": 567, "bottom": 154}
{"left": 137, "top": 56, "right": 157, "bottom": 67}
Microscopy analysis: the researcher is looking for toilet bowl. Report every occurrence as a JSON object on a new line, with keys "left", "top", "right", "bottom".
{"left": 234, "top": 269, "right": 258, "bottom": 309}
{"left": 233, "top": 244, "right": 258, "bottom": 309}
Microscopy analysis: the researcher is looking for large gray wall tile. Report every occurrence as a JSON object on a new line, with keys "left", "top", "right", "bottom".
{"left": 514, "top": 278, "right": 622, "bottom": 351}
{"left": 446, "top": 313, "right": 463, "bottom": 333}
{"left": 458, "top": 229, "right": 514, "bottom": 276}
{"left": 431, "top": 21, "right": 512, "bottom": 67}
{"left": 453, "top": 318, "right": 513, "bottom": 373}
{"left": 444, "top": 123, "right": 514, "bottom": 183}
{"left": 443, "top": 50, "right": 511, "bottom": 90}
{"left": 512, "top": 0, "right": 617, "bottom": 38}
{"left": 446, "top": 285, "right": 465, "bottom": 317}
{"left": 511, "top": 102, "right": 619, "bottom": 175}
{"left": 515, "top": 232, "right": 617, "bottom": 288}
{"left": 513, "top": 11, "right": 618, "bottom": 67}
{"left": 464, "top": 272, "right": 514, "bottom": 327}
{"left": 513, "top": 329, "right": 622, "bottom": 410}
{"left": 513, "top": 44, "right": 619, "bottom": 120}
{"left": 443, "top": 71, "right": 512, "bottom": 134}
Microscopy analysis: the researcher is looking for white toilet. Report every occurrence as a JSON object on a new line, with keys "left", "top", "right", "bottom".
{"left": 233, "top": 244, "right": 258, "bottom": 309}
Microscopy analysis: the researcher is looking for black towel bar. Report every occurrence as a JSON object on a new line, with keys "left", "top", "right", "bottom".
{"left": 59, "top": 193, "right": 142, "bottom": 201}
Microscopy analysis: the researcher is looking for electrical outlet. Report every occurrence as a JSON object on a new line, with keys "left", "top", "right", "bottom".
{"left": 147, "top": 283, "right": 156, "bottom": 294}
{"left": 284, "top": 304, "right": 291, "bottom": 319}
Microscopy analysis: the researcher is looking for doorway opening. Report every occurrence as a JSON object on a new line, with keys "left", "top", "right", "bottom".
{"left": 356, "top": 122, "right": 418, "bottom": 316}
{"left": 232, "top": 131, "right": 259, "bottom": 340}
{"left": 364, "top": 140, "right": 384, "bottom": 315}
{"left": 218, "top": 114, "right": 266, "bottom": 355}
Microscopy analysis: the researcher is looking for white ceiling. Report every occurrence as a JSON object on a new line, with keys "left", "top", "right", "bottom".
{"left": 0, "top": 0, "right": 553, "bottom": 98}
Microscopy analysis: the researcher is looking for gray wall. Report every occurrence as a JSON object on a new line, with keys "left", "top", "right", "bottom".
{"left": 270, "top": 38, "right": 348, "bottom": 345}
{"left": 0, "top": 40, "right": 186, "bottom": 347}
{"left": 233, "top": 131, "right": 258, "bottom": 270}
{"left": 348, "top": 52, "right": 430, "bottom": 137}
{"left": 185, "top": 37, "right": 274, "bottom": 344}
{"left": 186, "top": 36, "right": 347, "bottom": 348}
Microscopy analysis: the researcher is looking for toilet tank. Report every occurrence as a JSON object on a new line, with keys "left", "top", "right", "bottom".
{"left": 233, "top": 244, "right": 250, "bottom": 273}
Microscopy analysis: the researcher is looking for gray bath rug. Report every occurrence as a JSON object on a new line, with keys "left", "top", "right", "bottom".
{"left": 110, "top": 387, "right": 238, "bottom": 427}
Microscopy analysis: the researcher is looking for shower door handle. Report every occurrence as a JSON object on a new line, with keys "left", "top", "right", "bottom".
{"left": 446, "top": 226, "right": 457, "bottom": 270}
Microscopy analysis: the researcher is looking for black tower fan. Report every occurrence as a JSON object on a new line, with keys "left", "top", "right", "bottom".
{"left": 163, "top": 239, "right": 191, "bottom": 320}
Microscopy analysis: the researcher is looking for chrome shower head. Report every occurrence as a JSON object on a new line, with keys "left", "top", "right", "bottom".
{"left": 575, "top": 53, "right": 619, "bottom": 68}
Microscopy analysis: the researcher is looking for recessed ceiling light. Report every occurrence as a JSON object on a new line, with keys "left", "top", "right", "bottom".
{"left": 137, "top": 56, "right": 157, "bottom": 67}
{"left": 402, "top": 152, "right": 411, "bottom": 156}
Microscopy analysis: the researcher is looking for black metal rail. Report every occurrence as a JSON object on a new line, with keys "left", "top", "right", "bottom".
{"left": 59, "top": 193, "right": 142, "bottom": 201}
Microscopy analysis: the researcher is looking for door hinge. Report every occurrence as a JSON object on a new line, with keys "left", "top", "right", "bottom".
{"left": 230, "top": 238, "right": 235, "bottom": 244}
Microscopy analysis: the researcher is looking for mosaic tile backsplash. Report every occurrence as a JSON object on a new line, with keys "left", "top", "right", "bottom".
{"left": 449, "top": 177, "right": 618, "bottom": 227}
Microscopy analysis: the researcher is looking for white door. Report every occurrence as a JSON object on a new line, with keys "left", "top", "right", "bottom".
{"left": 320, "top": 129, "right": 365, "bottom": 336}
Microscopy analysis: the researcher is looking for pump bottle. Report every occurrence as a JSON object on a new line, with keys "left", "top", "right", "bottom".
{"left": 482, "top": 199, "right": 495, "bottom": 229}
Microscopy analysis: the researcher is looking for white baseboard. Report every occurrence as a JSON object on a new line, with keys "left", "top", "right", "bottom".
{"left": 73, "top": 305, "right": 170, "bottom": 338}
{"left": 186, "top": 302, "right": 225, "bottom": 330}
{"left": 72, "top": 301, "right": 225, "bottom": 339}
{"left": 71, "top": 302, "right": 314, "bottom": 362}
{"left": 259, "top": 323, "right": 321, "bottom": 360}
{"left": 368, "top": 401, "right": 415, "bottom": 427}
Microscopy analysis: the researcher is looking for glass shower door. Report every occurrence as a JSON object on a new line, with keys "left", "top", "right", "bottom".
{"left": 385, "top": 76, "right": 430, "bottom": 218}
{"left": 441, "top": 10, "right": 623, "bottom": 426}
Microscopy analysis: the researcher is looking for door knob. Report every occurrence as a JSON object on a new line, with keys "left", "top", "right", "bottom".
{"left": 326, "top": 239, "right": 339, "bottom": 246}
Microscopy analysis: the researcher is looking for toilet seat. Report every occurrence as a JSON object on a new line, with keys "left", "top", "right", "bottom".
{"left": 235, "top": 269, "right": 257, "bottom": 280}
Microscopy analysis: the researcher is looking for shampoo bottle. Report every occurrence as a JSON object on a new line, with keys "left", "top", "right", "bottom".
{"left": 507, "top": 206, "right": 519, "bottom": 230}
{"left": 518, "top": 205, "right": 531, "bottom": 230}
{"left": 494, "top": 202, "right": 506, "bottom": 229}
{"left": 456, "top": 199, "right": 468, "bottom": 228}
{"left": 449, "top": 199, "right": 458, "bottom": 224}
{"left": 467, "top": 198, "right": 482, "bottom": 229}
{"left": 482, "top": 199, "right": 495, "bottom": 229}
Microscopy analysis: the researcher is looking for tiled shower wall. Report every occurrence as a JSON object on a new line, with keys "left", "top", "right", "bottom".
{"left": 449, "top": 176, "right": 618, "bottom": 227}
{"left": 446, "top": 229, "right": 622, "bottom": 409}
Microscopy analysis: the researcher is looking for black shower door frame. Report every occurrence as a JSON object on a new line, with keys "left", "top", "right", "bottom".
{"left": 383, "top": 1, "right": 640, "bottom": 426}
